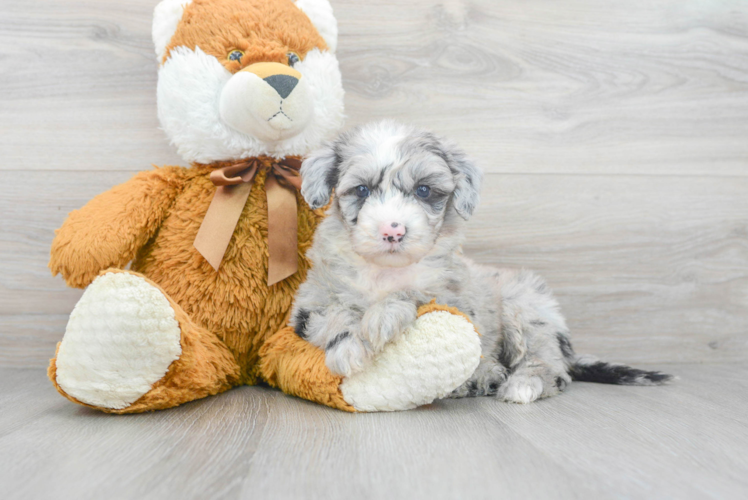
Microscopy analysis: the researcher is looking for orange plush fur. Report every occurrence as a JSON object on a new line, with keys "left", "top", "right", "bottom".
{"left": 49, "top": 163, "right": 323, "bottom": 401}
{"left": 165, "top": 0, "right": 327, "bottom": 68}
{"left": 48, "top": 0, "right": 330, "bottom": 412}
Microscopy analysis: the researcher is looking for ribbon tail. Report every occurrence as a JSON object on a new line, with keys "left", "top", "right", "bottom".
{"left": 194, "top": 183, "right": 253, "bottom": 271}
{"left": 266, "top": 174, "right": 298, "bottom": 286}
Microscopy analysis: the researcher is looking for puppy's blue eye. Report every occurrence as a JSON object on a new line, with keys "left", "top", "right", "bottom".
{"left": 416, "top": 185, "right": 430, "bottom": 198}
{"left": 355, "top": 185, "right": 370, "bottom": 198}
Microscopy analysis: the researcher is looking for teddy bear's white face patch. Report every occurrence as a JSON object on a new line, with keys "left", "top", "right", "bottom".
{"left": 157, "top": 46, "right": 344, "bottom": 163}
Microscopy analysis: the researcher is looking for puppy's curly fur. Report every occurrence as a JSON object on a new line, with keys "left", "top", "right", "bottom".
{"left": 292, "top": 121, "right": 671, "bottom": 403}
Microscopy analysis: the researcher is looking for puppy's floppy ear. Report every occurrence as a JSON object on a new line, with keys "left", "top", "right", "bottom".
{"left": 301, "top": 142, "right": 340, "bottom": 209}
{"left": 444, "top": 142, "right": 483, "bottom": 220}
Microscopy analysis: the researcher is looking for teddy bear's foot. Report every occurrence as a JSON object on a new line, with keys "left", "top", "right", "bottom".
{"left": 339, "top": 304, "right": 482, "bottom": 411}
{"left": 50, "top": 270, "right": 240, "bottom": 413}
{"left": 260, "top": 303, "right": 482, "bottom": 412}
{"left": 53, "top": 271, "right": 181, "bottom": 409}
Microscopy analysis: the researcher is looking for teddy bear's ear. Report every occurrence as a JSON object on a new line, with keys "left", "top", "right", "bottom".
{"left": 294, "top": 0, "right": 338, "bottom": 53}
{"left": 153, "top": 0, "right": 193, "bottom": 62}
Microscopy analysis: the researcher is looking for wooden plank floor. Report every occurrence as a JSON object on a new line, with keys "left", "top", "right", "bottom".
{"left": 1, "top": 363, "right": 746, "bottom": 499}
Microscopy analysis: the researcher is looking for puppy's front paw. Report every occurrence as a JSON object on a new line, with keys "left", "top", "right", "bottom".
{"left": 325, "top": 331, "right": 371, "bottom": 377}
{"left": 361, "top": 299, "right": 417, "bottom": 351}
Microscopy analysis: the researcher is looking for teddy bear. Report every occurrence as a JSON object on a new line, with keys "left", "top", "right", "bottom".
{"left": 47, "top": 0, "right": 481, "bottom": 414}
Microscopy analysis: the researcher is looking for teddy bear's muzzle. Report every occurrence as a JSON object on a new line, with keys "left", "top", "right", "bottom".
{"left": 219, "top": 62, "right": 313, "bottom": 142}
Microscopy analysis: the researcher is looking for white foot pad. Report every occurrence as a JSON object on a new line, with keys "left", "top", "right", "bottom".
{"left": 340, "top": 311, "right": 481, "bottom": 412}
{"left": 55, "top": 272, "right": 182, "bottom": 409}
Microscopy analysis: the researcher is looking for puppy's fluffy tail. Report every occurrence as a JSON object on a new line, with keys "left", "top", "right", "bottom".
{"left": 569, "top": 358, "right": 673, "bottom": 386}
{"left": 558, "top": 333, "right": 673, "bottom": 386}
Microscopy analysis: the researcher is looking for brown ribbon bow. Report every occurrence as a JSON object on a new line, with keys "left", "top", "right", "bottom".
{"left": 193, "top": 156, "right": 302, "bottom": 286}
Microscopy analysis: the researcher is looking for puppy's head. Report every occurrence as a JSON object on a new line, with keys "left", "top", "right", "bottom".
{"left": 301, "top": 121, "right": 483, "bottom": 267}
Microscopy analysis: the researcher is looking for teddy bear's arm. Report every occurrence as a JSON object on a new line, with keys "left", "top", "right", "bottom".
{"left": 49, "top": 167, "right": 185, "bottom": 288}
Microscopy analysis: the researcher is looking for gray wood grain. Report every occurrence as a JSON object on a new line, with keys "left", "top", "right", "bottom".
{"left": 1, "top": 364, "right": 747, "bottom": 499}
{"left": 467, "top": 173, "right": 748, "bottom": 365}
{"left": 0, "top": 0, "right": 185, "bottom": 172}
{"left": 336, "top": 0, "right": 748, "bottom": 176}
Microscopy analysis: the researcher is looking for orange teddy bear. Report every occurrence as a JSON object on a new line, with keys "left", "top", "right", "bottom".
{"left": 47, "top": 0, "right": 481, "bottom": 414}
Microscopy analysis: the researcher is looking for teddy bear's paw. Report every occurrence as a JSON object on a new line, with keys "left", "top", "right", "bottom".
{"left": 55, "top": 272, "right": 182, "bottom": 410}
{"left": 340, "top": 309, "right": 482, "bottom": 412}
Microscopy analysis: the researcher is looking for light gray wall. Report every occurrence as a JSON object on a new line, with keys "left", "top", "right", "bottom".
{"left": 1, "top": 0, "right": 746, "bottom": 367}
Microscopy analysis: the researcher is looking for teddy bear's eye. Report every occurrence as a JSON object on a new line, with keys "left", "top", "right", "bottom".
{"left": 228, "top": 50, "right": 244, "bottom": 62}
{"left": 287, "top": 52, "right": 300, "bottom": 67}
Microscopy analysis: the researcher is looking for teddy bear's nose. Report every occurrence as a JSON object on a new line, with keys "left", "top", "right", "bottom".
{"left": 240, "top": 62, "right": 303, "bottom": 100}
{"left": 263, "top": 74, "right": 299, "bottom": 99}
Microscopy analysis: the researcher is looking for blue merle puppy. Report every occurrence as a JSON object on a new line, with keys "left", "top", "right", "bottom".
{"left": 291, "top": 120, "right": 671, "bottom": 403}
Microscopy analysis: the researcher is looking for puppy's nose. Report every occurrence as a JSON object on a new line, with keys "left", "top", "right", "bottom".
{"left": 263, "top": 74, "right": 298, "bottom": 99}
{"left": 379, "top": 221, "right": 406, "bottom": 243}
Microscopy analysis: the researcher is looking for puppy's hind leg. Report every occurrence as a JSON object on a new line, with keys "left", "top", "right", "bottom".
{"left": 497, "top": 325, "right": 571, "bottom": 404}
{"left": 494, "top": 270, "right": 571, "bottom": 404}
{"left": 494, "top": 268, "right": 673, "bottom": 403}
